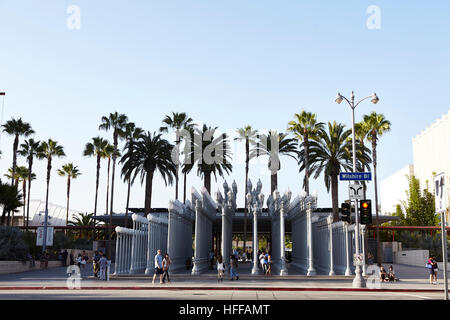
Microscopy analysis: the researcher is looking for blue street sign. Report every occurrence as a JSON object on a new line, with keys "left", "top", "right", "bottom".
{"left": 339, "top": 172, "right": 372, "bottom": 181}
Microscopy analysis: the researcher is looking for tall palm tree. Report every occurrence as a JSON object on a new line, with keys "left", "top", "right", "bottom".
{"left": 0, "top": 179, "right": 23, "bottom": 225}
{"left": 15, "top": 166, "right": 36, "bottom": 225}
{"left": 121, "top": 122, "right": 143, "bottom": 227}
{"left": 159, "top": 112, "right": 194, "bottom": 200}
{"left": 252, "top": 131, "right": 298, "bottom": 194}
{"left": 362, "top": 112, "right": 391, "bottom": 264}
{"left": 287, "top": 111, "right": 324, "bottom": 195}
{"left": 40, "top": 139, "right": 65, "bottom": 223}
{"left": 99, "top": 112, "right": 128, "bottom": 216}
{"left": 83, "top": 137, "right": 109, "bottom": 229}
{"left": 3, "top": 168, "right": 20, "bottom": 187}
{"left": 234, "top": 125, "right": 258, "bottom": 252}
{"left": 2, "top": 118, "right": 34, "bottom": 186}
{"left": 121, "top": 131, "right": 176, "bottom": 215}
{"left": 18, "top": 138, "right": 43, "bottom": 230}
{"left": 180, "top": 125, "right": 196, "bottom": 203}
{"left": 104, "top": 144, "right": 118, "bottom": 217}
{"left": 354, "top": 121, "right": 371, "bottom": 198}
{"left": 57, "top": 163, "right": 82, "bottom": 226}
{"left": 182, "top": 125, "right": 232, "bottom": 194}
{"left": 301, "top": 122, "right": 371, "bottom": 222}
{"left": 68, "top": 213, "right": 95, "bottom": 240}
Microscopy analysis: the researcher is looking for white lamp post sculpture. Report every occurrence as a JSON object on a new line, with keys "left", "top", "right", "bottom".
{"left": 335, "top": 91, "right": 379, "bottom": 288}
{"left": 246, "top": 179, "right": 264, "bottom": 275}
{"left": 273, "top": 189, "right": 292, "bottom": 275}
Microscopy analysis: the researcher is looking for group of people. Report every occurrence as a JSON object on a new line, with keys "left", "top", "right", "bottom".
{"left": 152, "top": 250, "right": 172, "bottom": 284}
{"left": 259, "top": 250, "right": 272, "bottom": 276}
{"left": 92, "top": 251, "right": 109, "bottom": 280}
{"left": 215, "top": 253, "right": 240, "bottom": 281}
{"left": 427, "top": 255, "right": 439, "bottom": 285}
{"left": 379, "top": 265, "right": 397, "bottom": 282}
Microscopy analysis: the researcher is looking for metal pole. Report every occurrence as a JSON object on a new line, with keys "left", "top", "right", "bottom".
{"left": 350, "top": 96, "right": 366, "bottom": 288}
{"left": 441, "top": 211, "right": 448, "bottom": 300}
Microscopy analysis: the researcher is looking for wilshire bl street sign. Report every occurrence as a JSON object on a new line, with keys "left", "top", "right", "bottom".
{"left": 339, "top": 172, "right": 372, "bottom": 181}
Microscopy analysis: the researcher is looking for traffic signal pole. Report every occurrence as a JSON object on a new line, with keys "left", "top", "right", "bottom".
{"left": 441, "top": 211, "right": 448, "bottom": 300}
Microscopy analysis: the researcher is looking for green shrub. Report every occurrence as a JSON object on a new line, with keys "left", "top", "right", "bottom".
{"left": 0, "top": 226, "right": 27, "bottom": 260}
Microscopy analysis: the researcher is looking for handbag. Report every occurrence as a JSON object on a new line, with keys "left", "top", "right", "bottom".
{"left": 426, "top": 263, "right": 432, "bottom": 269}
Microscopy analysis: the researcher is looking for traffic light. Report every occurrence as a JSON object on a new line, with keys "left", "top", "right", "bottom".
{"left": 341, "top": 202, "right": 351, "bottom": 223}
{"left": 359, "top": 200, "right": 372, "bottom": 224}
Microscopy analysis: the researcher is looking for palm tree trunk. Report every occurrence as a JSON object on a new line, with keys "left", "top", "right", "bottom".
{"left": 66, "top": 176, "right": 71, "bottom": 226}
{"left": 11, "top": 135, "right": 19, "bottom": 186}
{"left": 175, "top": 140, "right": 180, "bottom": 200}
{"left": 110, "top": 134, "right": 118, "bottom": 216}
{"left": 125, "top": 177, "right": 131, "bottom": 228}
{"left": 331, "top": 174, "right": 339, "bottom": 222}
{"left": 26, "top": 158, "right": 33, "bottom": 231}
{"left": 94, "top": 154, "right": 101, "bottom": 239}
{"left": 45, "top": 157, "right": 52, "bottom": 221}
{"left": 144, "top": 171, "right": 154, "bottom": 215}
{"left": 204, "top": 171, "right": 211, "bottom": 195}
{"left": 106, "top": 157, "right": 111, "bottom": 215}
{"left": 22, "top": 180, "right": 26, "bottom": 225}
{"left": 304, "top": 134, "right": 310, "bottom": 196}
{"left": 243, "top": 138, "right": 249, "bottom": 253}
{"left": 372, "top": 135, "right": 381, "bottom": 264}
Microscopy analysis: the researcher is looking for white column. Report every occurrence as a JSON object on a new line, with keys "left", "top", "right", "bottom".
{"left": 306, "top": 198, "right": 316, "bottom": 276}
{"left": 251, "top": 206, "right": 260, "bottom": 275}
{"left": 345, "top": 224, "right": 352, "bottom": 276}
{"left": 328, "top": 217, "right": 335, "bottom": 276}
{"left": 279, "top": 204, "right": 288, "bottom": 275}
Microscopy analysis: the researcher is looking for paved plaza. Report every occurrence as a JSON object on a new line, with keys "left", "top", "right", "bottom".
{"left": 0, "top": 262, "right": 448, "bottom": 300}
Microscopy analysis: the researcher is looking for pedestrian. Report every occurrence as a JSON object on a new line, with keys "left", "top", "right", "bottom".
{"left": 432, "top": 256, "right": 439, "bottom": 284}
{"left": 69, "top": 250, "right": 75, "bottom": 266}
{"left": 162, "top": 253, "right": 171, "bottom": 283}
{"left": 266, "top": 252, "right": 272, "bottom": 276}
{"left": 62, "top": 250, "right": 68, "bottom": 267}
{"left": 379, "top": 265, "right": 387, "bottom": 282}
{"left": 259, "top": 251, "right": 266, "bottom": 274}
{"left": 93, "top": 251, "right": 100, "bottom": 278}
{"left": 99, "top": 252, "right": 108, "bottom": 281}
{"left": 152, "top": 249, "right": 164, "bottom": 284}
{"left": 76, "top": 253, "right": 82, "bottom": 269}
{"left": 230, "top": 255, "right": 239, "bottom": 281}
{"left": 216, "top": 255, "right": 225, "bottom": 282}
{"left": 427, "top": 255, "right": 435, "bottom": 284}
{"left": 209, "top": 250, "right": 215, "bottom": 270}
{"left": 388, "top": 265, "right": 397, "bottom": 282}
{"left": 41, "top": 251, "right": 49, "bottom": 269}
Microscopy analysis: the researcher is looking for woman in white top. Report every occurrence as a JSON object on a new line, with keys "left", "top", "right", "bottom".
{"left": 216, "top": 255, "right": 225, "bottom": 282}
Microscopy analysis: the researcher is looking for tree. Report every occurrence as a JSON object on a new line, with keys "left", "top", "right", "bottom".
{"left": 57, "top": 163, "right": 81, "bottom": 226}
{"left": 83, "top": 137, "right": 109, "bottom": 231}
{"left": 104, "top": 144, "right": 118, "bottom": 217}
{"left": 234, "top": 125, "right": 258, "bottom": 253}
{"left": 301, "top": 122, "right": 371, "bottom": 222}
{"left": 252, "top": 131, "right": 298, "bottom": 194}
{"left": 68, "top": 213, "right": 95, "bottom": 240}
{"left": 392, "top": 175, "right": 438, "bottom": 226}
{"left": 16, "top": 166, "right": 36, "bottom": 225}
{"left": 159, "top": 112, "right": 194, "bottom": 200}
{"left": 362, "top": 111, "right": 391, "bottom": 264}
{"left": 120, "top": 132, "right": 176, "bottom": 215}
{"left": 0, "top": 179, "right": 23, "bottom": 225}
{"left": 99, "top": 112, "right": 128, "bottom": 216}
{"left": 40, "top": 139, "right": 66, "bottom": 226}
{"left": 121, "top": 122, "right": 143, "bottom": 227}
{"left": 2, "top": 118, "right": 34, "bottom": 186}
{"left": 18, "top": 138, "right": 43, "bottom": 230}
{"left": 287, "top": 111, "right": 324, "bottom": 195}
{"left": 182, "top": 125, "right": 232, "bottom": 195}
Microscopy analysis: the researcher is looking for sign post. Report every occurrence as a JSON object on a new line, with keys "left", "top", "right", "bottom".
{"left": 434, "top": 172, "right": 448, "bottom": 300}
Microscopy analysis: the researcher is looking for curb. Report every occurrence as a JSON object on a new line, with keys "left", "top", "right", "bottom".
{"left": 0, "top": 286, "right": 446, "bottom": 293}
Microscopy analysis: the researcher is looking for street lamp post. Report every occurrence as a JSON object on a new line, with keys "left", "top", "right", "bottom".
{"left": 335, "top": 91, "right": 379, "bottom": 288}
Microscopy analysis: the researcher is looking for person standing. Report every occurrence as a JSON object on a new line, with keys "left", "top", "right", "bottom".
{"left": 229, "top": 255, "right": 239, "bottom": 281}
{"left": 259, "top": 251, "right": 266, "bottom": 274}
{"left": 99, "top": 252, "right": 108, "bottom": 281}
{"left": 432, "top": 256, "right": 439, "bottom": 284}
{"left": 266, "top": 252, "right": 272, "bottom": 276}
{"left": 162, "top": 253, "right": 172, "bottom": 283}
{"left": 216, "top": 255, "right": 225, "bottom": 282}
{"left": 69, "top": 250, "right": 75, "bottom": 266}
{"left": 93, "top": 251, "right": 100, "bottom": 278}
{"left": 62, "top": 250, "right": 68, "bottom": 267}
{"left": 152, "top": 249, "right": 164, "bottom": 284}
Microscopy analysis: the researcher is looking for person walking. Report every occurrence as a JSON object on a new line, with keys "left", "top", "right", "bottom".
{"left": 93, "top": 251, "right": 100, "bottom": 278}
{"left": 152, "top": 249, "right": 164, "bottom": 284}
{"left": 432, "top": 256, "right": 439, "bottom": 284}
{"left": 259, "top": 251, "right": 266, "bottom": 274}
{"left": 427, "top": 256, "right": 435, "bottom": 284}
{"left": 162, "top": 253, "right": 172, "bottom": 283}
{"left": 69, "top": 250, "right": 75, "bottom": 266}
{"left": 266, "top": 252, "right": 272, "bottom": 276}
{"left": 229, "top": 255, "right": 239, "bottom": 281}
{"left": 99, "top": 252, "right": 108, "bottom": 281}
{"left": 216, "top": 255, "right": 225, "bottom": 282}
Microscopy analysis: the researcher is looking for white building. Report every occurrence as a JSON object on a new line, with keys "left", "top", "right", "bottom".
{"left": 380, "top": 164, "right": 414, "bottom": 215}
{"left": 16, "top": 199, "right": 80, "bottom": 226}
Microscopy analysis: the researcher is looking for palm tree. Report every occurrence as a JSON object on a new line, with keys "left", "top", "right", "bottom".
{"left": 301, "top": 122, "right": 371, "bottom": 222}
{"left": 362, "top": 112, "right": 391, "bottom": 264}
{"left": 287, "top": 111, "right": 324, "bottom": 195}
{"left": 182, "top": 125, "right": 232, "bottom": 194}
{"left": 18, "top": 138, "right": 43, "bottom": 230}
{"left": 68, "top": 213, "right": 95, "bottom": 239}
{"left": 180, "top": 125, "right": 196, "bottom": 203}
{"left": 3, "top": 168, "right": 20, "bottom": 186}
{"left": 15, "top": 166, "right": 36, "bottom": 225}
{"left": 234, "top": 125, "right": 258, "bottom": 253}
{"left": 57, "top": 163, "right": 82, "bottom": 226}
{"left": 159, "top": 112, "right": 195, "bottom": 200}
{"left": 121, "top": 131, "right": 176, "bottom": 215}
{"left": 40, "top": 139, "right": 66, "bottom": 224}
{"left": 252, "top": 131, "right": 298, "bottom": 194}
{"left": 83, "top": 137, "right": 109, "bottom": 228}
{"left": 99, "top": 112, "right": 128, "bottom": 216}
{"left": 2, "top": 118, "right": 34, "bottom": 186}
{"left": 121, "top": 122, "right": 143, "bottom": 227}
{"left": 0, "top": 179, "right": 23, "bottom": 225}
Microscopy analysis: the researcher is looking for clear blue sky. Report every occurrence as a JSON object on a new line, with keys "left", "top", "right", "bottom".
{"left": 0, "top": 1, "right": 449, "bottom": 215}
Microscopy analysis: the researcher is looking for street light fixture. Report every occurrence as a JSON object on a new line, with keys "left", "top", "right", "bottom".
{"left": 335, "top": 90, "right": 380, "bottom": 289}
